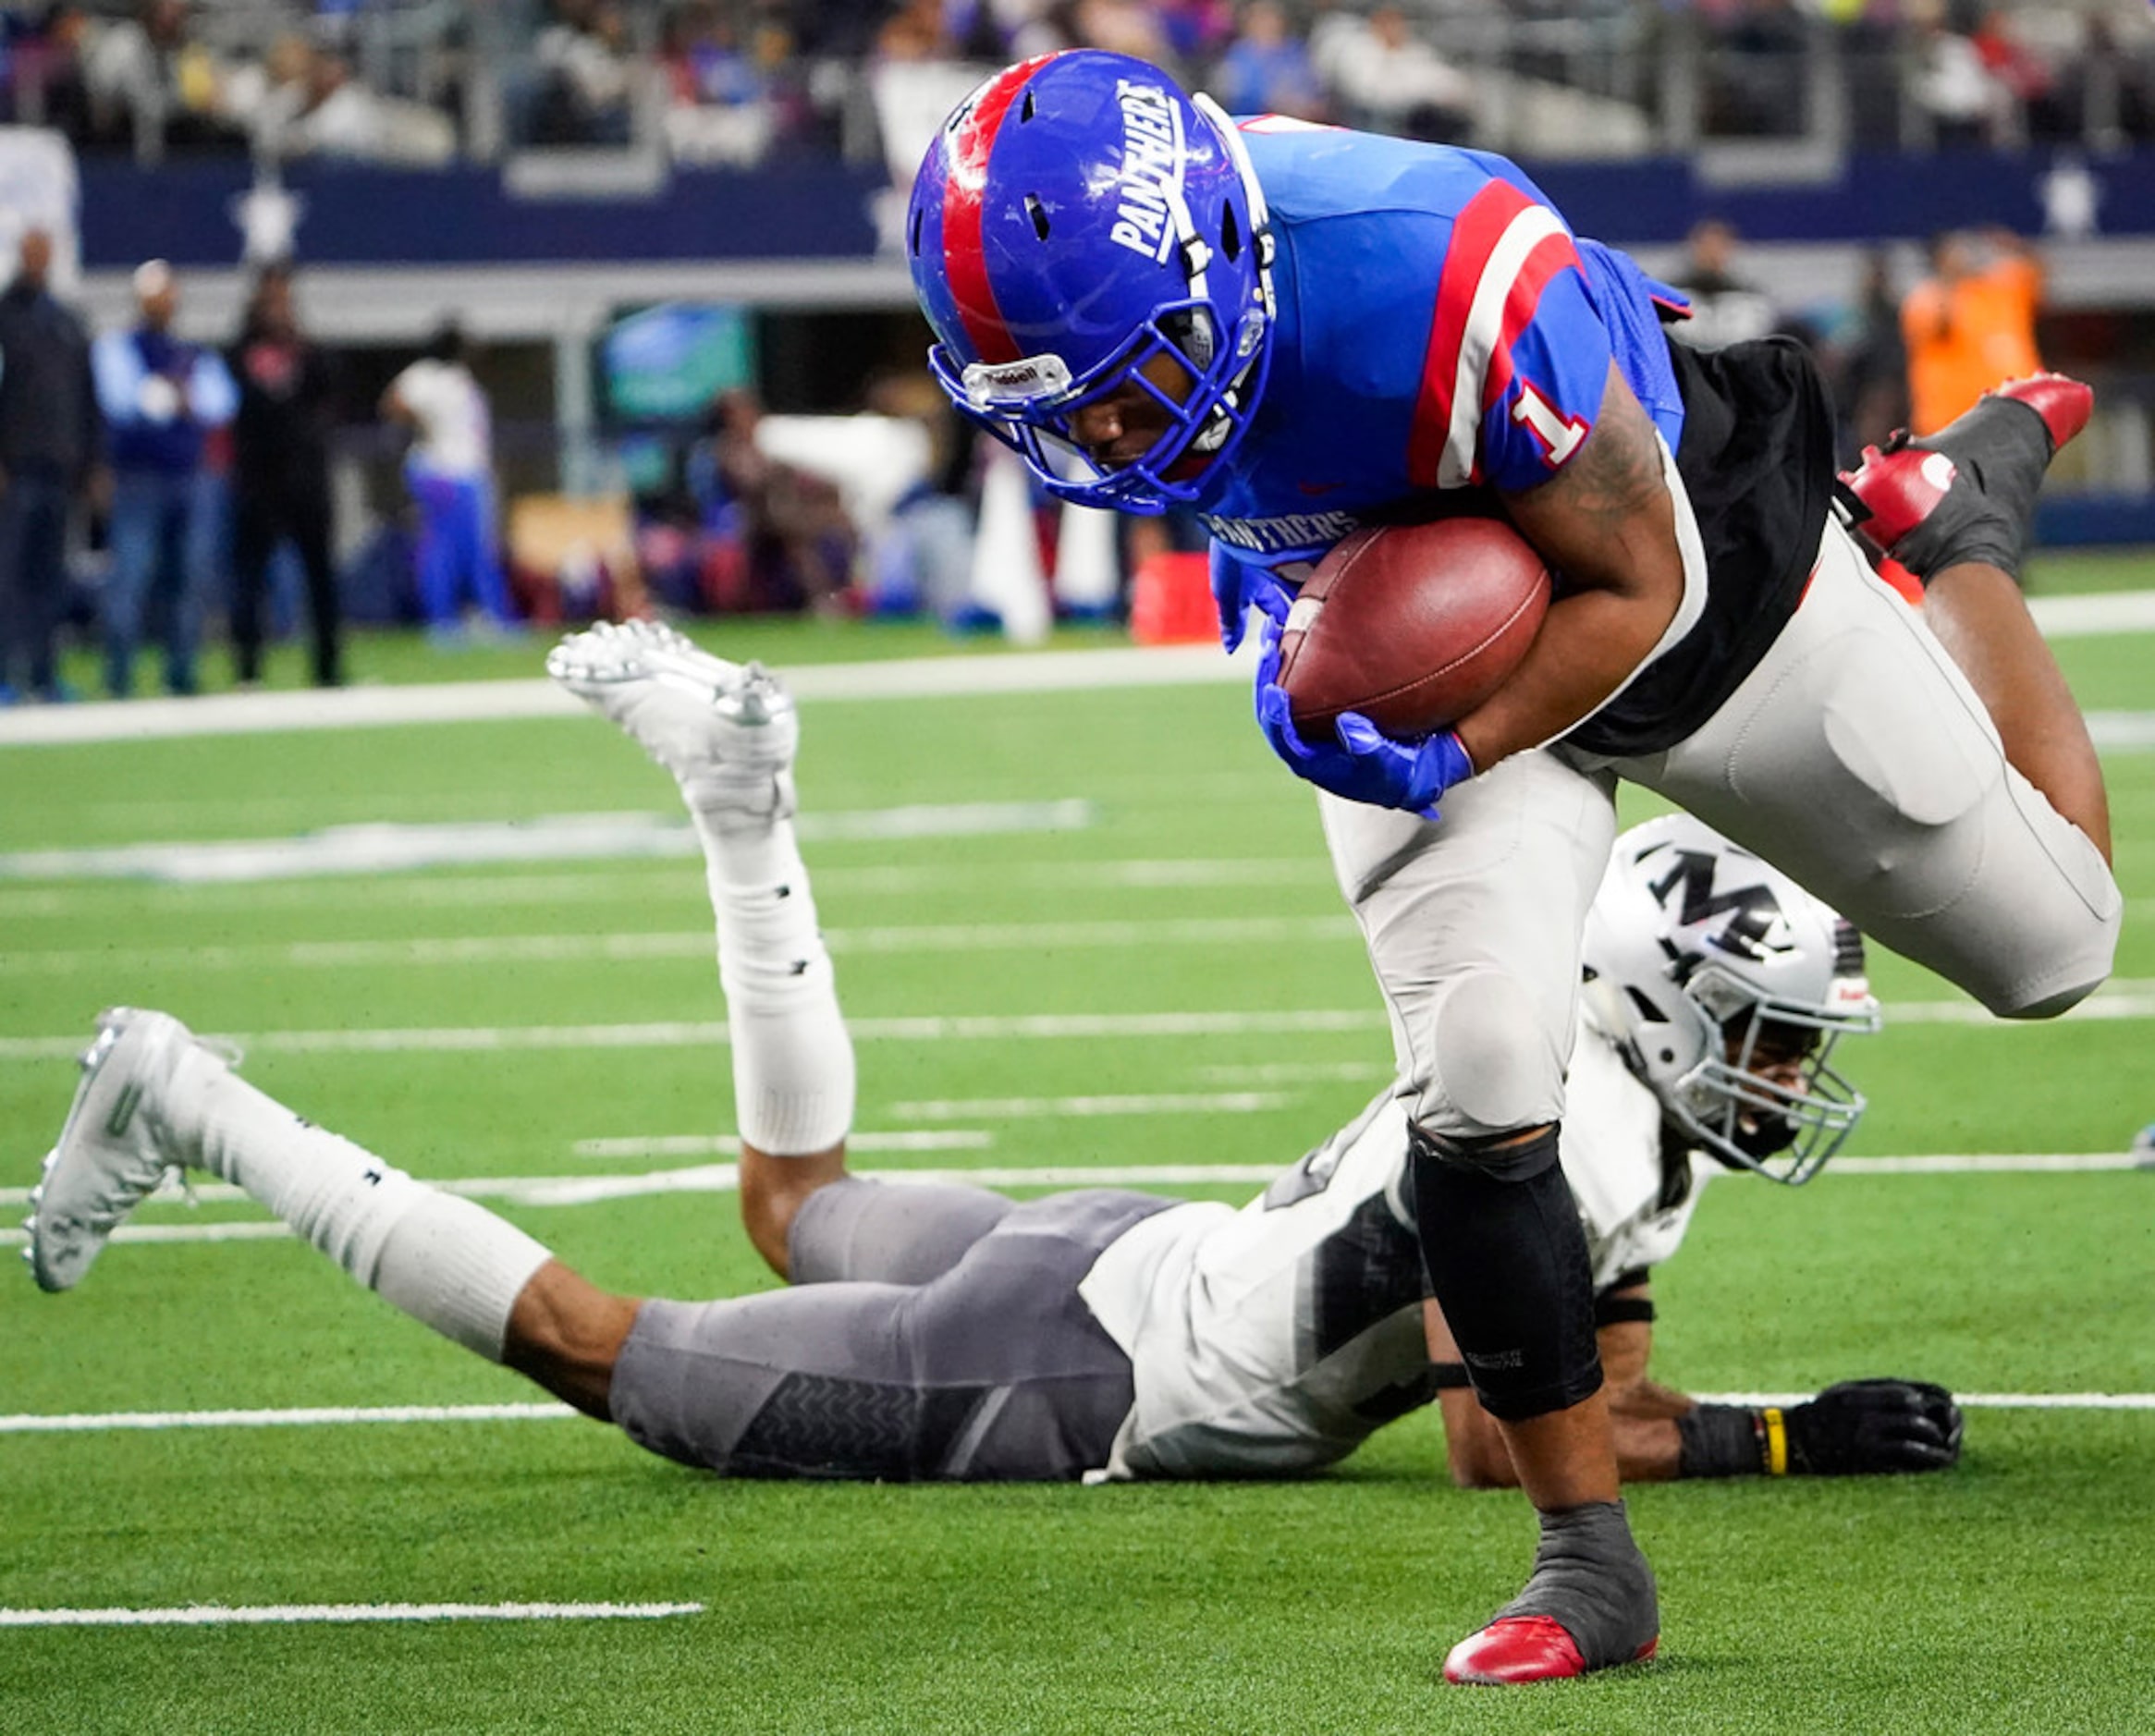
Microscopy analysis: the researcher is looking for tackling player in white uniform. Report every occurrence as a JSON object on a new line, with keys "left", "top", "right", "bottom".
{"left": 25, "top": 628, "right": 1960, "bottom": 1490}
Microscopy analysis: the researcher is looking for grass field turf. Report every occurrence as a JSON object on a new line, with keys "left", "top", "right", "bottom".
{"left": 2, "top": 593, "right": 2151, "bottom": 1731}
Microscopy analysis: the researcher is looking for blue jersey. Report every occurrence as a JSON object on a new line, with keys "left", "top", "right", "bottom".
{"left": 1197, "top": 121, "right": 1689, "bottom": 567}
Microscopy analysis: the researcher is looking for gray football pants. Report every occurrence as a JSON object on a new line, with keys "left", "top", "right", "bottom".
{"left": 1328, "top": 522, "right": 2123, "bottom": 1141}
{"left": 608, "top": 1182, "right": 1169, "bottom": 1481}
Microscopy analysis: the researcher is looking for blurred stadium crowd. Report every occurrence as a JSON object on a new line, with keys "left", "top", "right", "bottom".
{"left": 6, "top": 0, "right": 2155, "bottom": 170}
{"left": 0, "top": 212, "right": 2057, "bottom": 701}
{"left": 0, "top": 1, "right": 2146, "bottom": 701}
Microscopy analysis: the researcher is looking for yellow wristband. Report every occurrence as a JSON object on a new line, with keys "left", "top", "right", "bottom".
{"left": 1762, "top": 1406, "right": 1789, "bottom": 1476}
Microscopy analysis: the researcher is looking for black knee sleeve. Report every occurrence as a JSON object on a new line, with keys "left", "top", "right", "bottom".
{"left": 1409, "top": 1123, "right": 1602, "bottom": 1423}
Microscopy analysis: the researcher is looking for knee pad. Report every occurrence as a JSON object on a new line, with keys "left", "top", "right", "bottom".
{"left": 1409, "top": 1123, "right": 1601, "bottom": 1422}
{"left": 1417, "top": 971, "right": 1568, "bottom": 1140}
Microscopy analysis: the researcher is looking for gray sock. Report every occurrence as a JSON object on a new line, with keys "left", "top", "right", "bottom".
{"left": 1490, "top": 1499, "right": 1659, "bottom": 1669}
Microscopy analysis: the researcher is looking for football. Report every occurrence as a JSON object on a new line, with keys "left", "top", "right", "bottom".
{"left": 1275, "top": 517, "right": 1553, "bottom": 740}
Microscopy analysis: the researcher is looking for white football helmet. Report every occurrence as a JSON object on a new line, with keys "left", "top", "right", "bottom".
{"left": 1581, "top": 815, "right": 1880, "bottom": 1184}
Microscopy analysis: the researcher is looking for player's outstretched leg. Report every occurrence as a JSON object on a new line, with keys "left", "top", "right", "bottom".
{"left": 545, "top": 620, "right": 798, "bottom": 825}
{"left": 23, "top": 1006, "right": 628, "bottom": 1381}
{"left": 1841, "top": 373, "right": 2089, "bottom": 578}
{"left": 1841, "top": 373, "right": 2112, "bottom": 862}
{"left": 550, "top": 623, "right": 854, "bottom": 1275}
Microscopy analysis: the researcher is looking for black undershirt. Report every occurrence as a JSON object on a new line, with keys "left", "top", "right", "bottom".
{"left": 1561, "top": 332, "right": 1838, "bottom": 759}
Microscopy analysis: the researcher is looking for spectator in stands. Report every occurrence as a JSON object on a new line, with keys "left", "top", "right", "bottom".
{"left": 1665, "top": 218, "right": 1779, "bottom": 350}
{"left": 231, "top": 32, "right": 314, "bottom": 151}
{"left": 531, "top": 0, "right": 639, "bottom": 146}
{"left": 92, "top": 259, "right": 235, "bottom": 697}
{"left": 382, "top": 322, "right": 515, "bottom": 639}
{"left": 661, "top": 1, "right": 774, "bottom": 166}
{"left": 867, "top": 0, "right": 986, "bottom": 200}
{"left": 1910, "top": 0, "right": 2005, "bottom": 148}
{"left": 5, "top": 5, "right": 97, "bottom": 141}
{"left": 689, "top": 389, "right": 854, "bottom": 614}
{"left": 1706, "top": 0, "right": 1809, "bottom": 138}
{"left": 1901, "top": 227, "right": 2044, "bottom": 435}
{"left": 291, "top": 49, "right": 454, "bottom": 164}
{"left": 227, "top": 264, "right": 342, "bottom": 689}
{"left": 0, "top": 226, "right": 100, "bottom": 704}
{"left": 81, "top": 0, "right": 245, "bottom": 154}
{"left": 1834, "top": 249, "right": 1910, "bottom": 464}
{"left": 1152, "top": 0, "right": 1234, "bottom": 68}
{"left": 1973, "top": 7, "right": 2074, "bottom": 143}
{"left": 859, "top": 368, "right": 975, "bottom": 623}
{"left": 1065, "top": 0, "right": 1177, "bottom": 73}
{"left": 1318, "top": 6, "right": 1475, "bottom": 143}
{"left": 1214, "top": 0, "right": 1326, "bottom": 121}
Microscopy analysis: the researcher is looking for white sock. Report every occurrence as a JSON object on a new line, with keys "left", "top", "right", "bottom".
{"left": 690, "top": 803, "right": 855, "bottom": 1155}
{"left": 167, "top": 1049, "right": 552, "bottom": 1361}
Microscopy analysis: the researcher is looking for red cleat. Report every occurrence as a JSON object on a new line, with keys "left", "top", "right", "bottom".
{"left": 1839, "top": 373, "right": 2092, "bottom": 581}
{"left": 1991, "top": 372, "right": 2094, "bottom": 450}
{"left": 1442, "top": 1614, "right": 1659, "bottom": 1686}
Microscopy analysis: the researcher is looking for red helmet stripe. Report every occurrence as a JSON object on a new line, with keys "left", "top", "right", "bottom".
{"left": 939, "top": 58, "right": 1051, "bottom": 366}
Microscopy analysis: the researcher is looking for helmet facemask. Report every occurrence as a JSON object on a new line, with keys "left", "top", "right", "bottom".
{"left": 1671, "top": 962, "right": 1880, "bottom": 1184}
{"left": 1581, "top": 816, "right": 1882, "bottom": 1188}
{"left": 936, "top": 296, "right": 1270, "bottom": 512}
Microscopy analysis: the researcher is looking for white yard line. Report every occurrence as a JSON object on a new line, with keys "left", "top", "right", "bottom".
{"left": 1829, "top": 1153, "right": 2151, "bottom": 1174}
{"left": 0, "top": 801, "right": 1096, "bottom": 885}
{"left": 0, "top": 1152, "right": 2138, "bottom": 1233}
{"left": 9, "top": 981, "right": 2155, "bottom": 1066}
{"left": 495, "top": 1162, "right": 1286, "bottom": 1208}
{"left": 1696, "top": 1392, "right": 2155, "bottom": 1411}
{"left": 0, "top": 1162, "right": 1289, "bottom": 1223}
{"left": 0, "top": 1402, "right": 576, "bottom": 1433}
{"left": 1887, "top": 988, "right": 2155, "bottom": 1024}
{"left": 1, "top": 1393, "right": 2147, "bottom": 1436}
{"left": 570, "top": 1129, "right": 992, "bottom": 1159}
{"left": 5, "top": 916, "right": 1361, "bottom": 974}
{"left": 0, "top": 1009, "right": 1393, "bottom": 1063}
{"left": 2027, "top": 591, "right": 2155, "bottom": 637}
{"left": 0, "top": 642, "right": 1263, "bottom": 748}
{"left": 0, "top": 1600, "right": 702, "bottom": 1628}
{"left": 1198, "top": 1059, "right": 1394, "bottom": 1085}
{"left": 0, "top": 857, "right": 1332, "bottom": 916}
{"left": 888, "top": 1092, "right": 1292, "bottom": 1120}
{"left": 1, "top": 607, "right": 2147, "bottom": 750}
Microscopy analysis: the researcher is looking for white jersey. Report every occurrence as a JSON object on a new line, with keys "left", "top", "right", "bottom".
{"left": 1078, "top": 1028, "right": 1706, "bottom": 1480}
{"left": 391, "top": 358, "right": 491, "bottom": 477}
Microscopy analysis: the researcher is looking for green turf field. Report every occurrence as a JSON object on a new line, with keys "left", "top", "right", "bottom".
{"left": 2, "top": 605, "right": 2150, "bottom": 1732}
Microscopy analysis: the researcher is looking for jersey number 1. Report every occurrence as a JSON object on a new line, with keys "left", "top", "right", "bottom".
{"left": 1512, "top": 382, "right": 1588, "bottom": 469}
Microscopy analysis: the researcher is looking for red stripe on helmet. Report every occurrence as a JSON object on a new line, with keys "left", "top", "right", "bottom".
{"left": 939, "top": 57, "right": 1052, "bottom": 366}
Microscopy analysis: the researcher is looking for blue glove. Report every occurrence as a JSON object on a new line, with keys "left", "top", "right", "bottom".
{"left": 1209, "top": 542, "right": 1292, "bottom": 652}
{"left": 1253, "top": 620, "right": 1475, "bottom": 818}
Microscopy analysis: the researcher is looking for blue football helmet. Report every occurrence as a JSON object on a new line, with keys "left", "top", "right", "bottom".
{"left": 906, "top": 51, "right": 1277, "bottom": 515}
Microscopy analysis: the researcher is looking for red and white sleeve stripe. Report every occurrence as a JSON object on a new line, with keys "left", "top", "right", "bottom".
{"left": 1406, "top": 180, "right": 1585, "bottom": 490}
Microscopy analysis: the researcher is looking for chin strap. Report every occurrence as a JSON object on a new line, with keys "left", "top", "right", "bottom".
{"left": 1193, "top": 92, "right": 1276, "bottom": 325}
{"left": 1191, "top": 92, "right": 1276, "bottom": 452}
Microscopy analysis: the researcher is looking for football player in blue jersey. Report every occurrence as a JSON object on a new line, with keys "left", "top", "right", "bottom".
{"left": 904, "top": 50, "right": 2119, "bottom": 1681}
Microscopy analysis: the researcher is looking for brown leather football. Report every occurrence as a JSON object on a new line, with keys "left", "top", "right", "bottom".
{"left": 1276, "top": 517, "right": 1553, "bottom": 739}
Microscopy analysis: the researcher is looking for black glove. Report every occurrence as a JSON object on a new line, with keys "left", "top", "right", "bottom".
{"left": 1781, "top": 1378, "right": 1965, "bottom": 1475}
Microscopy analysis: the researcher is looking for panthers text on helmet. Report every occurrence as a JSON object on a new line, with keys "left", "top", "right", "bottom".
{"left": 1108, "top": 79, "right": 1187, "bottom": 265}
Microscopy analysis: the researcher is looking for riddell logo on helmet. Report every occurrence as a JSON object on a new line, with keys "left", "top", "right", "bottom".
{"left": 1108, "top": 79, "right": 1186, "bottom": 264}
